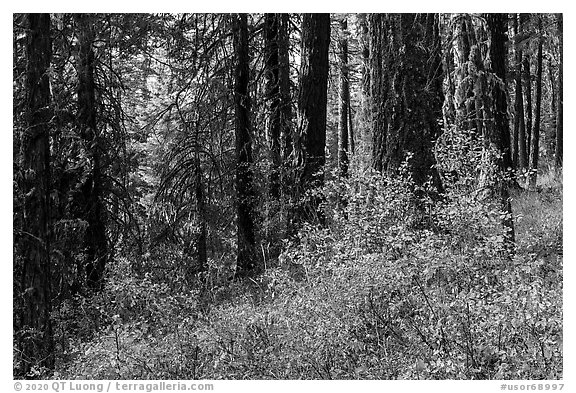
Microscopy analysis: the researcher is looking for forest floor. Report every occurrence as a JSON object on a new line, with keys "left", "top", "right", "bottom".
{"left": 54, "top": 173, "right": 563, "bottom": 380}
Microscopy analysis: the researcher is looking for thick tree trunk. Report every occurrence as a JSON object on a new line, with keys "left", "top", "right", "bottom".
{"left": 369, "top": 14, "right": 386, "bottom": 173}
{"left": 278, "top": 13, "right": 292, "bottom": 163}
{"left": 482, "top": 13, "right": 515, "bottom": 246}
{"left": 17, "top": 12, "right": 55, "bottom": 376}
{"left": 359, "top": 14, "right": 371, "bottom": 151}
{"left": 453, "top": 14, "right": 475, "bottom": 134}
{"left": 233, "top": 14, "right": 258, "bottom": 277}
{"left": 264, "top": 14, "right": 282, "bottom": 199}
{"left": 338, "top": 17, "right": 349, "bottom": 177}
{"left": 529, "top": 19, "right": 543, "bottom": 189}
{"left": 75, "top": 14, "right": 108, "bottom": 290}
{"left": 555, "top": 14, "right": 563, "bottom": 172}
{"left": 369, "top": 14, "right": 443, "bottom": 193}
{"left": 514, "top": 14, "right": 528, "bottom": 170}
{"left": 295, "top": 13, "right": 330, "bottom": 224}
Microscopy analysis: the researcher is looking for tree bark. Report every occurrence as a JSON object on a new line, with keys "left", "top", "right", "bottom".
{"left": 348, "top": 99, "right": 355, "bottom": 155}
{"left": 482, "top": 13, "right": 515, "bottom": 246}
{"left": 523, "top": 48, "right": 533, "bottom": 159}
{"left": 369, "top": 14, "right": 443, "bottom": 193}
{"left": 233, "top": 14, "right": 258, "bottom": 277}
{"left": 278, "top": 14, "right": 292, "bottom": 163}
{"left": 264, "top": 14, "right": 282, "bottom": 199}
{"left": 359, "top": 14, "right": 370, "bottom": 151}
{"left": 547, "top": 57, "right": 556, "bottom": 158}
{"left": 75, "top": 14, "right": 108, "bottom": 290}
{"left": 514, "top": 14, "right": 528, "bottom": 170}
{"left": 295, "top": 13, "right": 330, "bottom": 224}
{"left": 452, "top": 14, "right": 475, "bottom": 134}
{"left": 555, "top": 13, "right": 563, "bottom": 172}
{"left": 17, "top": 12, "right": 55, "bottom": 376}
{"left": 529, "top": 17, "right": 543, "bottom": 189}
{"left": 369, "top": 13, "right": 386, "bottom": 173}
{"left": 338, "top": 17, "right": 349, "bottom": 177}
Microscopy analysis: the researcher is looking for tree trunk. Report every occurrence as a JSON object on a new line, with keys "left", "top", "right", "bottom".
{"left": 233, "top": 14, "right": 258, "bottom": 277}
{"left": 348, "top": 99, "right": 355, "bottom": 155}
{"left": 75, "top": 14, "right": 108, "bottom": 290}
{"left": 529, "top": 18, "right": 543, "bottom": 189}
{"left": 547, "top": 57, "right": 556, "bottom": 158}
{"left": 278, "top": 13, "right": 292, "bottom": 163}
{"left": 338, "top": 17, "right": 349, "bottom": 177}
{"left": 453, "top": 14, "right": 475, "bottom": 134}
{"left": 295, "top": 13, "right": 330, "bottom": 224}
{"left": 369, "top": 13, "right": 386, "bottom": 173}
{"left": 482, "top": 13, "right": 515, "bottom": 246}
{"left": 523, "top": 51, "right": 533, "bottom": 159}
{"left": 17, "top": 12, "right": 55, "bottom": 376}
{"left": 514, "top": 14, "right": 528, "bottom": 170}
{"left": 264, "top": 14, "right": 282, "bottom": 199}
{"left": 194, "top": 141, "right": 207, "bottom": 274}
{"left": 555, "top": 13, "right": 563, "bottom": 172}
{"left": 369, "top": 14, "right": 443, "bottom": 193}
{"left": 359, "top": 14, "right": 370, "bottom": 152}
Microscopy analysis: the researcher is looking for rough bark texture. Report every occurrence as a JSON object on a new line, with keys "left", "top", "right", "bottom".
{"left": 369, "top": 14, "right": 444, "bottom": 193}
{"left": 75, "top": 14, "right": 108, "bottom": 290}
{"left": 513, "top": 14, "right": 528, "bottom": 170}
{"left": 523, "top": 50, "right": 533, "bottom": 158}
{"left": 555, "top": 13, "right": 563, "bottom": 172}
{"left": 278, "top": 13, "right": 292, "bottom": 163}
{"left": 359, "top": 14, "right": 371, "bottom": 151}
{"left": 452, "top": 14, "right": 474, "bottom": 134}
{"left": 233, "top": 14, "right": 258, "bottom": 277}
{"left": 295, "top": 13, "right": 330, "bottom": 224}
{"left": 264, "top": 14, "right": 282, "bottom": 199}
{"left": 338, "top": 17, "right": 349, "bottom": 177}
{"left": 529, "top": 18, "right": 543, "bottom": 189}
{"left": 512, "top": 14, "right": 526, "bottom": 169}
{"left": 17, "top": 12, "right": 55, "bottom": 377}
{"left": 369, "top": 14, "right": 386, "bottom": 173}
{"left": 546, "top": 58, "right": 557, "bottom": 157}
{"left": 483, "top": 13, "right": 515, "bottom": 246}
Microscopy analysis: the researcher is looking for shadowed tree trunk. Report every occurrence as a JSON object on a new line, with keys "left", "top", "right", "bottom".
{"left": 278, "top": 13, "right": 292, "bottom": 163}
{"left": 338, "top": 17, "right": 350, "bottom": 178}
{"left": 75, "top": 14, "right": 108, "bottom": 290}
{"left": 546, "top": 58, "right": 556, "bottom": 157}
{"left": 529, "top": 17, "right": 543, "bottom": 189}
{"left": 513, "top": 14, "right": 528, "bottom": 170}
{"left": 17, "top": 12, "right": 55, "bottom": 377}
{"left": 369, "top": 13, "right": 443, "bottom": 194}
{"left": 264, "top": 13, "right": 282, "bottom": 199}
{"left": 482, "top": 13, "right": 515, "bottom": 247}
{"left": 233, "top": 14, "right": 258, "bottom": 277}
{"left": 555, "top": 13, "right": 563, "bottom": 173}
{"left": 348, "top": 100, "right": 355, "bottom": 155}
{"left": 523, "top": 46, "right": 533, "bottom": 160}
{"left": 452, "top": 14, "right": 475, "bottom": 135}
{"left": 294, "top": 13, "right": 330, "bottom": 225}
{"left": 358, "top": 14, "right": 371, "bottom": 152}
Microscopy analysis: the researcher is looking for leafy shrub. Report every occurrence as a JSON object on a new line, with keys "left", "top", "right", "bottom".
{"left": 56, "top": 172, "right": 562, "bottom": 380}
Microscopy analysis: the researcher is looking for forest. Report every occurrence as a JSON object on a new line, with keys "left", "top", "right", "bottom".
{"left": 13, "top": 13, "right": 562, "bottom": 380}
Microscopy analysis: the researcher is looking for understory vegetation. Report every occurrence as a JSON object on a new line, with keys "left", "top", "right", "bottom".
{"left": 55, "top": 171, "right": 562, "bottom": 380}
{"left": 14, "top": 13, "right": 563, "bottom": 380}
